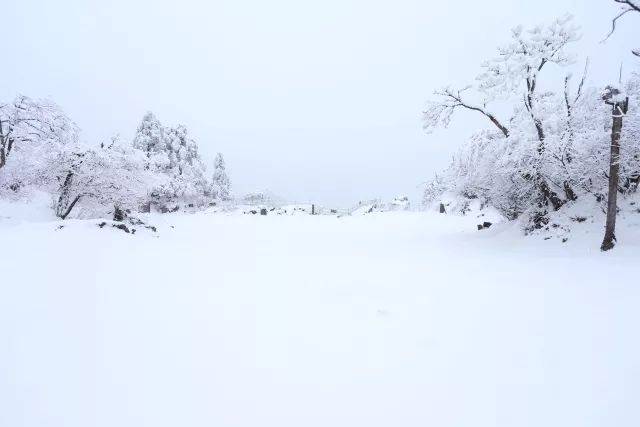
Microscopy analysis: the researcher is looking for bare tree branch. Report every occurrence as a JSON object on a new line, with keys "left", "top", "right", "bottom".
{"left": 604, "top": 8, "right": 634, "bottom": 41}
{"left": 604, "top": 0, "right": 640, "bottom": 59}
{"left": 423, "top": 87, "right": 509, "bottom": 138}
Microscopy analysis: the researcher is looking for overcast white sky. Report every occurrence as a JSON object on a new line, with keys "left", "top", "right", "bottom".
{"left": 2, "top": 0, "right": 638, "bottom": 206}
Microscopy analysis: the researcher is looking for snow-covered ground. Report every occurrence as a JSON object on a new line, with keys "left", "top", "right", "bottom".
{"left": 2, "top": 207, "right": 640, "bottom": 427}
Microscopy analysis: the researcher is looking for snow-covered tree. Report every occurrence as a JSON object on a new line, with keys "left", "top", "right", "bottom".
{"left": 211, "top": 153, "right": 231, "bottom": 201}
{"left": 0, "top": 96, "right": 78, "bottom": 195}
{"left": 54, "top": 137, "right": 152, "bottom": 219}
{"left": 422, "top": 13, "right": 640, "bottom": 243}
{"left": 132, "top": 112, "right": 169, "bottom": 171}
{"left": 132, "top": 113, "right": 209, "bottom": 210}
{"left": 0, "top": 95, "right": 78, "bottom": 169}
{"left": 425, "top": 16, "right": 581, "bottom": 215}
{"left": 424, "top": 71, "right": 640, "bottom": 227}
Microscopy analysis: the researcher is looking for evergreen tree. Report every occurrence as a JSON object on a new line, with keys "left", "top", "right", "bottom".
{"left": 132, "top": 113, "right": 209, "bottom": 209}
{"left": 132, "top": 112, "right": 169, "bottom": 172}
{"left": 211, "top": 153, "right": 231, "bottom": 201}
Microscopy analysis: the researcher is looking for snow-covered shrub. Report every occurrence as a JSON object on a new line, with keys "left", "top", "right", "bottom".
{"left": 388, "top": 195, "right": 411, "bottom": 211}
{"left": 241, "top": 190, "right": 285, "bottom": 206}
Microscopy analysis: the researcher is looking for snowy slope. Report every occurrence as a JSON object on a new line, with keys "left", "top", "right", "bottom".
{"left": 1, "top": 210, "right": 639, "bottom": 427}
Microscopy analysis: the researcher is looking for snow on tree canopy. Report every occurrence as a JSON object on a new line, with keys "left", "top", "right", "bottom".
{"left": 0, "top": 95, "right": 79, "bottom": 193}
{"left": 476, "top": 15, "right": 580, "bottom": 100}
{"left": 211, "top": 152, "right": 231, "bottom": 201}
{"left": 132, "top": 112, "right": 209, "bottom": 209}
{"left": 422, "top": 16, "right": 640, "bottom": 228}
{"left": 53, "top": 137, "right": 154, "bottom": 219}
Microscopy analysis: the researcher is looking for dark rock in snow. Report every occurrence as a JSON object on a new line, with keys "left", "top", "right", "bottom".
{"left": 439, "top": 203, "right": 446, "bottom": 214}
{"left": 260, "top": 208, "right": 268, "bottom": 216}
{"left": 477, "top": 224, "right": 484, "bottom": 230}
{"left": 127, "top": 217, "right": 158, "bottom": 233}
{"left": 482, "top": 221, "right": 493, "bottom": 229}
{"left": 113, "top": 224, "right": 131, "bottom": 233}
{"left": 113, "top": 206, "right": 126, "bottom": 222}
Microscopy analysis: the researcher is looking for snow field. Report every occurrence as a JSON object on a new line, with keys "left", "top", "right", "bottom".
{"left": 1, "top": 211, "right": 639, "bottom": 427}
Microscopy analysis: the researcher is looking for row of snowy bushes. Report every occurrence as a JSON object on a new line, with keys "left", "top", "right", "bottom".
{"left": 422, "top": 15, "right": 640, "bottom": 236}
{"left": 0, "top": 98, "right": 232, "bottom": 220}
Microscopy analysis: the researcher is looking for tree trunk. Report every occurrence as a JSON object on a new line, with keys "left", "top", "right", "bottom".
{"left": 601, "top": 99, "right": 629, "bottom": 251}
{"left": 59, "top": 195, "right": 82, "bottom": 220}
{"left": 486, "top": 114, "right": 509, "bottom": 138}
{"left": 563, "top": 181, "right": 577, "bottom": 201}
{"left": 526, "top": 78, "right": 565, "bottom": 211}
{"left": 0, "top": 120, "right": 6, "bottom": 169}
{"left": 56, "top": 172, "right": 74, "bottom": 218}
{"left": 113, "top": 205, "right": 126, "bottom": 222}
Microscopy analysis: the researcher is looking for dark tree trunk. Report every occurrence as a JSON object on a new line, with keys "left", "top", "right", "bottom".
{"left": 527, "top": 98, "right": 564, "bottom": 211}
{"left": 6, "top": 137, "right": 13, "bottom": 157}
{"left": 59, "top": 195, "right": 82, "bottom": 220}
{"left": 563, "top": 181, "right": 577, "bottom": 202}
{"left": 601, "top": 97, "right": 629, "bottom": 251}
{"left": 56, "top": 172, "right": 74, "bottom": 217}
{"left": 538, "top": 178, "right": 564, "bottom": 211}
{"left": 113, "top": 206, "right": 126, "bottom": 222}
{"left": 487, "top": 114, "right": 509, "bottom": 138}
{"left": 56, "top": 171, "right": 83, "bottom": 220}
{"left": 0, "top": 120, "right": 6, "bottom": 169}
{"left": 524, "top": 72, "right": 565, "bottom": 211}
{"left": 534, "top": 120, "right": 546, "bottom": 147}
